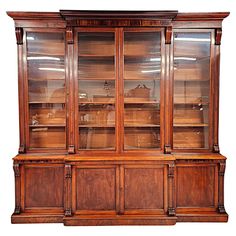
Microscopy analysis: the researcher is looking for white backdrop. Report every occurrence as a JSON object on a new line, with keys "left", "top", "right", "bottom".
{"left": 0, "top": 0, "right": 235, "bottom": 235}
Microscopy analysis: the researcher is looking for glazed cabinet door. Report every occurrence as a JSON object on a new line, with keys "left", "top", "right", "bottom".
{"left": 172, "top": 30, "right": 213, "bottom": 150}
{"left": 122, "top": 29, "right": 163, "bottom": 150}
{"left": 25, "top": 30, "right": 67, "bottom": 151}
{"left": 75, "top": 29, "right": 117, "bottom": 151}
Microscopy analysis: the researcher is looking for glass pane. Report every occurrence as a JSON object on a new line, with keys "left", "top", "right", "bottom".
{"left": 27, "top": 32, "right": 66, "bottom": 149}
{"left": 79, "top": 127, "right": 115, "bottom": 150}
{"left": 173, "top": 32, "right": 211, "bottom": 149}
{"left": 78, "top": 32, "right": 116, "bottom": 150}
{"left": 124, "top": 31, "right": 161, "bottom": 149}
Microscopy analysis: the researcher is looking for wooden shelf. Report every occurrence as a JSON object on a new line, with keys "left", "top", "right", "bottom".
{"left": 124, "top": 124, "right": 160, "bottom": 127}
{"left": 78, "top": 54, "right": 114, "bottom": 58}
{"left": 79, "top": 124, "right": 115, "bottom": 128}
{"left": 29, "top": 101, "right": 65, "bottom": 104}
{"left": 29, "top": 124, "right": 66, "bottom": 128}
{"left": 124, "top": 100, "right": 159, "bottom": 104}
{"left": 174, "top": 123, "right": 208, "bottom": 127}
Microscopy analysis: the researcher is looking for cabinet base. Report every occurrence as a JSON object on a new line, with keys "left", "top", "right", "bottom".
{"left": 11, "top": 213, "right": 64, "bottom": 224}
{"left": 63, "top": 215, "right": 177, "bottom": 226}
{"left": 11, "top": 212, "right": 228, "bottom": 225}
{"left": 177, "top": 213, "right": 228, "bottom": 222}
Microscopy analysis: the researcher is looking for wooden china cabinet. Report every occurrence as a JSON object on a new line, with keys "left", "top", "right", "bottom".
{"left": 8, "top": 10, "right": 229, "bottom": 225}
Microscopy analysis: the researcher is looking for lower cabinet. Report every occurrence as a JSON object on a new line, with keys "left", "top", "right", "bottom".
{"left": 12, "top": 158, "right": 227, "bottom": 224}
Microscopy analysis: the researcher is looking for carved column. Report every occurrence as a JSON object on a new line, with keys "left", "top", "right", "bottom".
{"left": 65, "top": 164, "right": 72, "bottom": 216}
{"left": 13, "top": 163, "right": 21, "bottom": 214}
{"left": 168, "top": 162, "right": 176, "bottom": 216}
{"left": 218, "top": 162, "right": 226, "bottom": 213}
{"left": 15, "top": 27, "right": 26, "bottom": 153}
{"left": 164, "top": 26, "right": 173, "bottom": 154}
{"left": 66, "top": 27, "right": 75, "bottom": 154}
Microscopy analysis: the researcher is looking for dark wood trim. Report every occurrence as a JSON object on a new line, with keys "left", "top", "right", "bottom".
{"left": 218, "top": 162, "right": 226, "bottom": 213}
{"left": 13, "top": 163, "right": 21, "bottom": 214}
{"left": 65, "top": 164, "right": 72, "bottom": 216}
{"left": 168, "top": 162, "right": 176, "bottom": 216}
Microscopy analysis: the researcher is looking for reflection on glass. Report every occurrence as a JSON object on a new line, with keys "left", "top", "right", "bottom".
{"left": 173, "top": 32, "right": 210, "bottom": 149}
{"left": 78, "top": 32, "right": 116, "bottom": 150}
{"left": 27, "top": 32, "right": 66, "bottom": 149}
{"left": 124, "top": 31, "right": 161, "bottom": 149}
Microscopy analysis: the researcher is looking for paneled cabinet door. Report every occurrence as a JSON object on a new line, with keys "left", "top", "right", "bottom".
{"left": 26, "top": 30, "right": 66, "bottom": 150}
{"left": 122, "top": 165, "right": 168, "bottom": 215}
{"left": 173, "top": 30, "right": 213, "bottom": 150}
{"left": 20, "top": 164, "right": 64, "bottom": 213}
{"left": 72, "top": 165, "right": 118, "bottom": 214}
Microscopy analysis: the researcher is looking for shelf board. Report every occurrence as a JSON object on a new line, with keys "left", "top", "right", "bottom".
{"left": 29, "top": 124, "right": 66, "bottom": 128}
{"left": 173, "top": 123, "right": 208, "bottom": 127}
{"left": 124, "top": 100, "right": 159, "bottom": 104}
{"left": 78, "top": 77, "right": 115, "bottom": 80}
{"left": 28, "top": 78, "right": 65, "bottom": 81}
{"left": 79, "top": 101, "right": 115, "bottom": 105}
{"left": 78, "top": 54, "right": 114, "bottom": 58}
{"left": 174, "top": 101, "right": 209, "bottom": 105}
{"left": 29, "top": 101, "right": 65, "bottom": 104}
{"left": 79, "top": 124, "right": 115, "bottom": 128}
{"left": 124, "top": 124, "right": 160, "bottom": 128}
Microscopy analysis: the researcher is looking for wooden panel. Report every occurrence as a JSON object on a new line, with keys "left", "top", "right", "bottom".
{"left": 24, "top": 165, "right": 64, "bottom": 209}
{"left": 75, "top": 167, "right": 116, "bottom": 211}
{"left": 176, "top": 164, "right": 216, "bottom": 208}
{"left": 124, "top": 166, "right": 164, "bottom": 210}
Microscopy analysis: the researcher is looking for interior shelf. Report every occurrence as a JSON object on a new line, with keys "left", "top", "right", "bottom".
{"left": 29, "top": 124, "right": 66, "bottom": 128}
{"left": 173, "top": 123, "right": 208, "bottom": 127}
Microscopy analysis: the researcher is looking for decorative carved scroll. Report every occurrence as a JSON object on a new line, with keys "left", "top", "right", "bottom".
{"left": 66, "top": 27, "right": 74, "bottom": 44}
{"left": 165, "top": 26, "right": 172, "bottom": 44}
{"left": 15, "top": 27, "right": 23, "bottom": 45}
{"left": 68, "top": 145, "right": 75, "bottom": 154}
{"left": 215, "top": 28, "right": 222, "bottom": 45}
{"left": 18, "top": 144, "right": 25, "bottom": 154}
{"left": 218, "top": 162, "right": 226, "bottom": 214}
{"left": 213, "top": 144, "right": 220, "bottom": 153}
{"left": 65, "top": 164, "right": 72, "bottom": 216}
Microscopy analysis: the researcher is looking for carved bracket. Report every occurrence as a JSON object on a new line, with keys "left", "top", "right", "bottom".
{"left": 18, "top": 144, "right": 25, "bottom": 154}
{"left": 65, "top": 164, "right": 72, "bottom": 178}
{"left": 68, "top": 145, "right": 75, "bottom": 154}
{"left": 66, "top": 27, "right": 74, "bottom": 44}
{"left": 14, "top": 206, "right": 21, "bottom": 214}
{"left": 213, "top": 144, "right": 220, "bottom": 153}
{"left": 168, "top": 163, "right": 175, "bottom": 178}
{"left": 164, "top": 144, "right": 171, "bottom": 154}
{"left": 65, "top": 208, "right": 72, "bottom": 216}
{"left": 218, "top": 205, "right": 226, "bottom": 214}
{"left": 13, "top": 163, "right": 20, "bottom": 177}
{"left": 165, "top": 26, "right": 172, "bottom": 44}
{"left": 168, "top": 207, "right": 176, "bottom": 216}
{"left": 215, "top": 28, "right": 222, "bottom": 45}
{"left": 15, "top": 27, "right": 23, "bottom": 45}
{"left": 219, "top": 162, "right": 225, "bottom": 176}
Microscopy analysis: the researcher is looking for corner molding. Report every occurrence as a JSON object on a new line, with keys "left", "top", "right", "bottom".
{"left": 164, "top": 144, "right": 171, "bottom": 154}
{"left": 66, "top": 27, "right": 74, "bottom": 44}
{"left": 215, "top": 28, "right": 222, "bottom": 45}
{"left": 165, "top": 26, "right": 172, "bottom": 44}
{"left": 15, "top": 27, "right": 23, "bottom": 45}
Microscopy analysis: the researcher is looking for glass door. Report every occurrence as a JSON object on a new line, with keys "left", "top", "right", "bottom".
{"left": 26, "top": 31, "right": 66, "bottom": 149}
{"left": 77, "top": 30, "right": 116, "bottom": 150}
{"left": 123, "top": 30, "right": 162, "bottom": 150}
{"left": 173, "top": 31, "right": 212, "bottom": 149}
